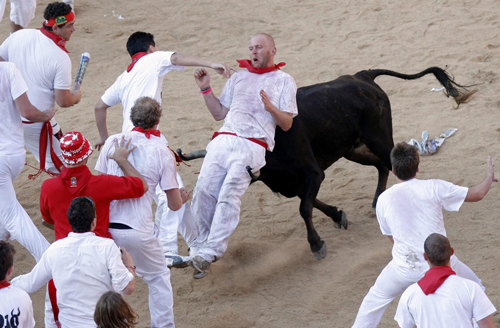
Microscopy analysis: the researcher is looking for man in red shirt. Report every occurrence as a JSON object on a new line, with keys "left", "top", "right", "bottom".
{"left": 40, "top": 131, "right": 148, "bottom": 239}
{"left": 39, "top": 131, "right": 147, "bottom": 327}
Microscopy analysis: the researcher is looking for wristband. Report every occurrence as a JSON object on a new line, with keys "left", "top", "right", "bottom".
{"left": 200, "top": 86, "right": 212, "bottom": 95}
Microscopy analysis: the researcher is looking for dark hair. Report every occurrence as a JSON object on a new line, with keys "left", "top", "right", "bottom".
{"left": 424, "top": 233, "right": 453, "bottom": 266}
{"left": 67, "top": 197, "right": 96, "bottom": 233}
{"left": 130, "top": 97, "right": 162, "bottom": 130}
{"left": 126, "top": 32, "right": 155, "bottom": 57}
{"left": 43, "top": 2, "right": 72, "bottom": 32}
{"left": 94, "top": 291, "right": 138, "bottom": 328}
{"left": 0, "top": 241, "right": 15, "bottom": 280}
{"left": 390, "top": 142, "right": 419, "bottom": 181}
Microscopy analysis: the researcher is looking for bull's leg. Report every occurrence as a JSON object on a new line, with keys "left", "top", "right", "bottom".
{"left": 298, "top": 168, "right": 327, "bottom": 260}
{"left": 312, "top": 199, "right": 348, "bottom": 229}
{"left": 344, "top": 141, "right": 391, "bottom": 208}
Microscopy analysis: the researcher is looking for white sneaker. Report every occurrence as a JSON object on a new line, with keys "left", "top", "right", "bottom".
{"left": 164, "top": 253, "right": 190, "bottom": 268}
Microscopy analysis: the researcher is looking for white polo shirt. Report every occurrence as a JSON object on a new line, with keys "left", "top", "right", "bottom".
{"left": 376, "top": 179, "right": 468, "bottom": 275}
{"left": 395, "top": 275, "right": 496, "bottom": 327}
{"left": 218, "top": 69, "right": 298, "bottom": 151}
{"left": 0, "top": 29, "right": 72, "bottom": 114}
{"left": 11, "top": 232, "right": 133, "bottom": 328}
{"left": 100, "top": 51, "right": 185, "bottom": 133}
{"left": 0, "top": 285, "right": 35, "bottom": 328}
{"left": 95, "top": 131, "right": 178, "bottom": 233}
{"left": 0, "top": 62, "right": 28, "bottom": 157}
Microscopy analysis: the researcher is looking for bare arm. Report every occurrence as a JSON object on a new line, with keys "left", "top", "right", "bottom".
{"left": 260, "top": 90, "right": 293, "bottom": 131}
{"left": 165, "top": 188, "right": 190, "bottom": 211}
{"left": 54, "top": 88, "right": 81, "bottom": 107}
{"left": 94, "top": 99, "right": 110, "bottom": 150}
{"left": 120, "top": 247, "right": 135, "bottom": 295}
{"left": 465, "top": 156, "right": 497, "bottom": 202}
{"left": 108, "top": 136, "right": 149, "bottom": 193}
{"left": 477, "top": 315, "right": 496, "bottom": 328}
{"left": 171, "top": 53, "right": 230, "bottom": 78}
{"left": 14, "top": 93, "right": 56, "bottom": 122}
{"left": 194, "top": 68, "right": 229, "bottom": 120}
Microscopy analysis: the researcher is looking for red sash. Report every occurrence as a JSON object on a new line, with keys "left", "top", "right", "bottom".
{"left": 48, "top": 280, "right": 62, "bottom": 327}
{"left": 418, "top": 266, "right": 456, "bottom": 295}
{"left": 236, "top": 59, "right": 285, "bottom": 74}
{"left": 132, "top": 127, "right": 161, "bottom": 139}
{"left": 212, "top": 131, "right": 268, "bottom": 150}
{"left": 127, "top": 52, "right": 148, "bottom": 72}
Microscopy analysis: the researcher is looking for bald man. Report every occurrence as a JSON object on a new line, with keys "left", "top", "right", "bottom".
{"left": 395, "top": 234, "right": 496, "bottom": 328}
{"left": 189, "top": 33, "right": 298, "bottom": 278}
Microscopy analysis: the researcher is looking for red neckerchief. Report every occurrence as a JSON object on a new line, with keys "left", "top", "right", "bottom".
{"left": 132, "top": 127, "right": 161, "bottom": 139}
{"left": 418, "top": 265, "right": 456, "bottom": 295}
{"left": 127, "top": 52, "right": 148, "bottom": 72}
{"left": 39, "top": 27, "right": 69, "bottom": 53}
{"left": 237, "top": 59, "right": 285, "bottom": 74}
{"left": 0, "top": 280, "right": 10, "bottom": 289}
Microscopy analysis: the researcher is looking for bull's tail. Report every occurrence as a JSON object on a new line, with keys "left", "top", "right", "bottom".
{"left": 356, "top": 67, "right": 476, "bottom": 107}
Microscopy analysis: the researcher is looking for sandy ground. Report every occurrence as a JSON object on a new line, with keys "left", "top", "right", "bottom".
{"left": 1, "top": 0, "right": 500, "bottom": 327}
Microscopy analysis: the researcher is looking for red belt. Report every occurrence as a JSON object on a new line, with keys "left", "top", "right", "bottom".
{"left": 212, "top": 132, "right": 268, "bottom": 150}
{"left": 22, "top": 120, "right": 63, "bottom": 179}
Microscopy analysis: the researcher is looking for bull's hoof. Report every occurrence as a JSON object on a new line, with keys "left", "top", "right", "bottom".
{"left": 313, "top": 241, "right": 327, "bottom": 260}
{"left": 334, "top": 210, "right": 348, "bottom": 230}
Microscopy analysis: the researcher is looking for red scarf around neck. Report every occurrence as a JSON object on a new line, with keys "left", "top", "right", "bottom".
{"left": 0, "top": 280, "right": 10, "bottom": 289}
{"left": 127, "top": 52, "right": 148, "bottom": 72}
{"left": 237, "top": 59, "right": 285, "bottom": 74}
{"left": 132, "top": 127, "right": 161, "bottom": 139}
{"left": 418, "top": 265, "right": 456, "bottom": 295}
{"left": 39, "top": 27, "right": 69, "bottom": 53}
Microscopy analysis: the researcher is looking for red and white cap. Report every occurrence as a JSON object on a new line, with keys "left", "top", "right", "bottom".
{"left": 60, "top": 131, "right": 93, "bottom": 165}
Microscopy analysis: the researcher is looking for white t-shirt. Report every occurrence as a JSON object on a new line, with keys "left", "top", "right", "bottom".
{"left": 395, "top": 275, "right": 496, "bottom": 327}
{"left": 100, "top": 51, "right": 185, "bottom": 133}
{"left": 95, "top": 131, "right": 178, "bottom": 233}
{"left": 11, "top": 232, "right": 133, "bottom": 328}
{"left": 376, "top": 179, "right": 468, "bottom": 275}
{"left": 0, "top": 62, "right": 28, "bottom": 156}
{"left": 218, "top": 69, "right": 298, "bottom": 151}
{"left": 0, "top": 285, "right": 35, "bottom": 328}
{"left": 0, "top": 29, "right": 72, "bottom": 115}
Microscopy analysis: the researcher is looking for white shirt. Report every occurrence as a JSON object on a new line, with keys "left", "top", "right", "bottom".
{"left": 376, "top": 179, "right": 468, "bottom": 275}
{"left": 11, "top": 232, "right": 133, "bottom": 328}
{"left": 0, "top": 285, "right": 35, "bottom": 328}
{"left": 100, "top": 51, "right": 185, "bottom": 133}
{"left": 0, "top": 62, "right": 27, "bottom": 156}
{"left": 218, "top": 69, "right": 298, "bottom": 151}
{"left": 395, "top": 275, "right": 496, "bottom": 327}
{"left": 0, "top": 29, "right": 72, "bottom": 114}
{"left": 95, "top": 131, "right": 178, "bottom": 233}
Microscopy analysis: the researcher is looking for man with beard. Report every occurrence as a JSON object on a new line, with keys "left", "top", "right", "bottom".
{"left": 189, "top": 33, "right": 298, "bottom": 278}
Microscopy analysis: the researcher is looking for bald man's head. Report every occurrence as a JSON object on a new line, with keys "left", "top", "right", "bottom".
{"left": 424, "top": 233, "right": 454, "bottom": 267}
{"left": 249, "top": 33, "right": 277, "bottom": 68}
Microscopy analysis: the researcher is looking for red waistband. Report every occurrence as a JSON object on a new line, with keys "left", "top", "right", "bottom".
{"left": 212, "top": 132, "right": 268, "bottom": 150}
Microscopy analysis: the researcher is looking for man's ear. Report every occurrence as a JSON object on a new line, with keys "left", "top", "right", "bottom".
{"left": 450, "top": 247, "right": 454, "bottom": 256}
{"left": 271, "top": 47, "right": 277, "bottom": 56}
{"left": 423, "top": 253, "right": 429, "bottom": 261}
{"left": 5, "top": 266, "right": 14, "bottom": 281}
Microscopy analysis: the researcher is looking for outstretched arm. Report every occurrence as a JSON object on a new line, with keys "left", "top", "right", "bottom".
{"left": 171, "top": 53, "right": 230, "bottom": 78}
{"left": 95, "top": 99, "right": 111, "bottom": 150}
{"left": 194, "top": 68, "right": 229, "bottom": 121}
{"left": 15, "top": 93, "right": 56, "bottom": 122}
{"left": 109, "top": 136, "right": 149, "bottom": 193}
{"left": 465, "top": 156, "right": 497, "bottom": 202}
{"left": 477, "top": 315, "right": 495, "bottom": 328}
{"left": 260, "top": 90, "right": 293, "bottom": 131}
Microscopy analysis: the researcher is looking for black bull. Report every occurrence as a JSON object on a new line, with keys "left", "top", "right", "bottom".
{"left": 178, "top": 67, "right": 474, "bottom": 260}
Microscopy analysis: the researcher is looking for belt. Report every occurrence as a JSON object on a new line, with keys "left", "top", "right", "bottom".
{"left": 212, "top": 132, "right": 268, "bottom": 150}
{"left": 109, "top": 223, "right": 133, "bottom": 230}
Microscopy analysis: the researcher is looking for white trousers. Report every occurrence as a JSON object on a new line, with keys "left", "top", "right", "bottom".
{"left": 0, "top": 0, "right": 36, "bottom": 27}
{"left": 352, "top": 255, "right": 483, "bottom": 327}
{"left": 154, "top": 173, "right": 197, "bottom": 254}
{"left": 23, "top": 120, "right": 64, "bottom": 174}
{"left": 191, "top": 135, "right": 266, "bottom": 262}
{"left": 0, "top": 152, "right": 50, "bottom": 262}
{"left": 110, "top": 226, "right": 174, "bottom": 328}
